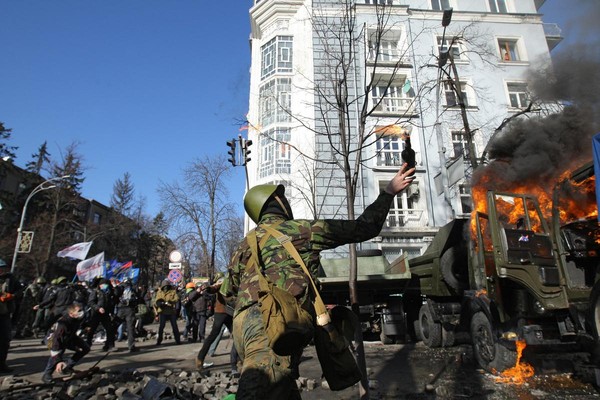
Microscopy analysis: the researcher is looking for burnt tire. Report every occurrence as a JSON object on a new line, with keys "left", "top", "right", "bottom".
{"left": 470, "top": 311, "right": 517, "bottom": 373}
{"left": 418, "top": 305, "right": 442, "bottom": 348}
{"left": 440, "top": 246, "right": 469, "bottom": 291}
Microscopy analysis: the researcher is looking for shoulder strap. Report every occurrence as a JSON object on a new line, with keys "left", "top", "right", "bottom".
{"left": 261, "top": 224, "right": 329, "bottom": 325}
{"left": 245, "top": 220, "right": 285, "bottom": 293}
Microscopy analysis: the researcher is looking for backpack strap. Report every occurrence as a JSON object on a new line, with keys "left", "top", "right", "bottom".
{"left": 261, "top": 225, "right": 330, "bottom": 326}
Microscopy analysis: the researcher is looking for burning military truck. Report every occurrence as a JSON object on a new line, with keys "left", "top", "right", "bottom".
{"left": 406, "top": 160, "right": 600, "bottom": 373}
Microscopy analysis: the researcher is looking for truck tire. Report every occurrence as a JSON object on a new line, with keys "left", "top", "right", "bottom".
{"left": 441, "top": 323, "right": 455, "bottom": 347}
{"left": 418, "top": 305, "right": 442, "bottom": 348}
{"left": 440, "top": 246, "right": 469, "bottom": 291}
{"left": 470, "top": 311, "right": 517, "bottom": 373}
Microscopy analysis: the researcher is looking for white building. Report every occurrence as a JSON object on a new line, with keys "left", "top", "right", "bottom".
{"left": 244, "top": 0, "right": 561, "bottom": 260}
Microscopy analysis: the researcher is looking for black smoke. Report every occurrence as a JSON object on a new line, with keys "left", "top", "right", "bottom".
{"left": 473, "top": 1, "right": 600, "bottom": 191}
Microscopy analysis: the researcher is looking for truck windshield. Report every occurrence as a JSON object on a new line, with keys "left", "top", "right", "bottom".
{"left": 493, "top": 194, "right": 546, "bottom": 234}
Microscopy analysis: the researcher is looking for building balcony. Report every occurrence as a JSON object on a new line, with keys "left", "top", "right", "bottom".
{"left": 543, "top": 23, "right": 562, "bottom": 51}
{"left": 384, "top": 208, "right": 426, "bottom": 229}
{"left": 372, "top": 96, "right": 414, "bottom": 115}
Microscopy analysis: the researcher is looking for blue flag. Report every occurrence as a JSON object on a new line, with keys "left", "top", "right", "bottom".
{"left": 593, "top": 133, "right": 600, "bottom": 221}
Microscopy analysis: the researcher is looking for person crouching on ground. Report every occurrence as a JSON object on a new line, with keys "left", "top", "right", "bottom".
{"left": 42, "top": 302, "right": 90, "bottom": 383}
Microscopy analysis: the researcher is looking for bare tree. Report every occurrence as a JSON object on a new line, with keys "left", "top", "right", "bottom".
{"left": 159, "top": 155, "right": 237, "bottom": 279}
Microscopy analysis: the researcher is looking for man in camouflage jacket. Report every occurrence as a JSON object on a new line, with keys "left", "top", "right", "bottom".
{"left": 220, "top": 164, "right": 415, "bottom": 399}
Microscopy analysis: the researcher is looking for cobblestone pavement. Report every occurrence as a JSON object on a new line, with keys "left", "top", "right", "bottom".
{"left": 2, "top": 320, "right": 600, "bottom": 399}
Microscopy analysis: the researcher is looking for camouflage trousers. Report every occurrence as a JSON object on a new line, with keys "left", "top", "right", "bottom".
{"left": 233, "top": 304, "right": 303, "bottom": 400}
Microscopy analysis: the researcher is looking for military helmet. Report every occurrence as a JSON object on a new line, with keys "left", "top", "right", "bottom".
{"left": 56, "top": 276, "right": 67, "bottom": 284}
{"left": 244, "top": 184, "right": 293, "bottom": 223}
{"left": 36, "top": 276, "right": 47, "bottom": 284}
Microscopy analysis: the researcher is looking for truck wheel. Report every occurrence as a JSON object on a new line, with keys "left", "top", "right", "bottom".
{"left": 419, "top": 305, "right": 442, "bottom": 348}
{"left": 441, "top": 323, "right": 455, "bottom": 347}
{"left": 440, "top": 246, "right": 468, "bottom": 291}
{"left": 588, "top": 282, "right": 600, "bottom": 363}
{"left": 380, "top": 330, "right": 396, "bottom": 345}
{"left": 470, "top": 311, "right": 517, "bottom": 373}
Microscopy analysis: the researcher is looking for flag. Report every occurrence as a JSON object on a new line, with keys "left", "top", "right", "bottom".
{"left": 76, "top": 252, "right": 105, "bottom": 282}
{"left": 115, "top": 267, "right": 140, "bottom": 284}
{"left": 57, "top": 241, "right": 93, "bottom": 260}
{"left": 593, "top": 132, "right": 600, "bottom": 221}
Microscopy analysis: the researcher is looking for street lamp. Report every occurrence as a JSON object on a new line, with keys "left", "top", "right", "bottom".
{"left": 10, "top": 175, "right": 71, "bottom": 274}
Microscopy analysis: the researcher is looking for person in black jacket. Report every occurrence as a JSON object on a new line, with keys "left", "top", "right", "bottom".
{"left": 0, "top": 259, "right": 21, "bottom": 373}
{"left": 42, "top": 302, "right": 90, "bottom": 383}
{"left": 186, "top": 282, "right": 212, "bottom": 343}
{"left": 86, "top": 279, "right": 116, "bottom": 351}
{"left": 36, "top": 277, "right": 74, "bottom": 330}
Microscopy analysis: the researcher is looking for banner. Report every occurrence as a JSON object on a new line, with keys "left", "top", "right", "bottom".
{"left": 57, "top": 241, "right": 93, "bottom": 260}
{"left": 76, "top": 252, "right": 105, "bottom": 282}
{"left": 593, "top": 132, "right": 600, "bottom": 221}
{"left": 106, "top": 260, "right": 132, "bottom": 279}
{"left": 114, "top": 267, "right": 140, "bottom": 284}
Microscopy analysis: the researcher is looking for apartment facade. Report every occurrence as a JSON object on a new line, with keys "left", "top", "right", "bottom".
{"left": 245, "top": 0, "right": 560, "bottom": 260}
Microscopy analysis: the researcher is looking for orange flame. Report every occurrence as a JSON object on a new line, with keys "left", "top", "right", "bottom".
{"left": 495, "top": 340, "right": 534, "bottom": 385}
{"left": 471, "top": 161, "right": 597, "bottom": 238}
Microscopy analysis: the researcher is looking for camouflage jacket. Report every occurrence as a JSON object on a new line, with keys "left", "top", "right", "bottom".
{"left": 220, "top": 191, "right": 394, "bottom": 315}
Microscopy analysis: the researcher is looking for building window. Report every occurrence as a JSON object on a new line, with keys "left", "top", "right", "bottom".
{"left": 498, "top": 39, "right": 521, "bottom": 61}
{"left": 451, "top": 130, "right": 470, "bottom": 160}
{"left": 376, "top": 133, "right": 403, "bottom": 167}
{"left": 93, "top": 212, "right": 102, "bottom": 224}
{"left": 261, "top": 36, "right": 293, "bottom": 80}
{"left": 259, "top": 128, "right": 291, "bottom": 178}
{"left": 459, "top": 184, "right": 472, "bottom": 214}
{"left": 368, "top": 31, "right": 404, "bottom": 63}
{"left": 371, "top": 81, "right": 413, "bottom": 113}
{"left": 431, "top": 0, "right": 450, "bottom": 10}
{"left": 488, "top": 0, "right": 508, "bottom": 13}
{"left": 380, "top": 181, "right": 417, "bottom": 227}
{"left": 437, "top": 36, "right": 464, "bottom": 61}
{"left": 444, "top": 81, "right": 472, "bottom": 107}
{"left": 259, "top": 78, "right": 292, "bottom": 127}
{"left": 507, "top": 82, "right": 529, "bottom": 108}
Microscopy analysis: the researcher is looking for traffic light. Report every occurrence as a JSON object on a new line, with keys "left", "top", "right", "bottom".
{"left": 226, "top": 140, "right": 237, "bottom": 166}
{"left": 243, "top": 139, "right": 252, "bottom": 165}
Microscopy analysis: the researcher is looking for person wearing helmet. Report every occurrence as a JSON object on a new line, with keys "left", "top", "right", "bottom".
{"left": 15, "top": 276, "right": 45, "bottom": 338}
{"left": 86, "top": 279, "right": 117, "bottom": 351}
{"left": 220, "top": 163, "right": 415, "bottom": 399}
{"left": 154, "top": 279, "right": 181, "bottom": 346}
{"left": 183, "top": 281, "right": 211, "bottom": 343}
{"left": 0, "top": 259, "right": 20, "bottom": 373}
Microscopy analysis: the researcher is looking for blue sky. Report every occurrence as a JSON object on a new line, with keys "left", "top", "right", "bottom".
{"left": 0, "top": 0, "right": 584, "bottom": 218}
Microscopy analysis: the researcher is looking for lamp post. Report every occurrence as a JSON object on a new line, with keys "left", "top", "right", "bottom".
{"left": 10, "top": 175, "right": 71, "bottom": 274}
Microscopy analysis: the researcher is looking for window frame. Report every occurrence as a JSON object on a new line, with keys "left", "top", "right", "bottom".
{"left": 437, "top": 35, "right": 465, "bottom": 62}
{"left": 375, "top": 132, "right": 404, "bottom": 167}
{"left": 497, "top": 38, "right": 526, "bottom": 62}
{"left": 488, "top": 0, "right": 508, "bottom": 13}
{"left": 260, "top": 36, "right": 293, "bottom": 81}
{"left": 259, "top": 77, "right": 292, "bottom": 127}
{"left": 443, "top": 80, "right": 474, "bottom": 108}
{"left": 431, "top": 0, "right": 451, "bottom": 11}
{"left": 506, "top": 82, "right": 530, "bottom": 109}
{"left": 258, "top": 127, "right": 292, "bottom": 179}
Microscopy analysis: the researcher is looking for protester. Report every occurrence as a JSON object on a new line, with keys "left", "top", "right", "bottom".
{"left": 195, "top": 272, "right": 238, "bottom": 374}
{"left": 115, "top": 278, "right": 139, "bottom": 352}
{"left": 185, "top": 282, "right": 212, "bottom": 343}
{"left": 154, "top": 279, "right": 181, "bottom": 346}
{"left": 220, "top": 163, "right": 415, "bottom": 399}
{"left": 15, "top": 277, "right": 44, "bottom": 338}
{"left": 42, "top": 302, "right": 90, "bottom": 383}
{"left": 0, "top": 259, "right": 19, "bottom": 373}
{"left": 86, "top": 278, "right": 117, "bottom": 351}
{"left": 36, "top": 276, "right": 74, "bottom": 331}
{"left": 31, "top": 277, "right": 49, "bottom": 338}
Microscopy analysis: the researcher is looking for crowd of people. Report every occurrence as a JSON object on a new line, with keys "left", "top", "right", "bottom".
{"left": 0, "top": 261, "right": 238, "bottom": 383}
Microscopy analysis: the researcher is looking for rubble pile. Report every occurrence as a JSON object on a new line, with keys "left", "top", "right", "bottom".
{"left": 0, "top": 368, "right": 323, "bottom": 400}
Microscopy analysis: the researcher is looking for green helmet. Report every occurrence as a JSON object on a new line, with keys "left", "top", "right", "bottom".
{"left": 56, "top": 276, "right": 67, "bottom": 284}
{"left": 36, "top": 277, "right": 47, "bottom": 284}
{"left": 244, "top": 184, "right": 292, "bottom": 223}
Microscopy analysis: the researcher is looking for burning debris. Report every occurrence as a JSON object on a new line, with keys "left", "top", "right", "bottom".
{"left": 495, "top": 340, "right": 535, "bottom": 385}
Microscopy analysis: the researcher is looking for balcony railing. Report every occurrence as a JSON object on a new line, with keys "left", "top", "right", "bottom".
{"left": 384, "top": 208, "right": 425, "bottom": 228}
{"left": 372, "top": 96, "right": 413, "bottom": 113}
